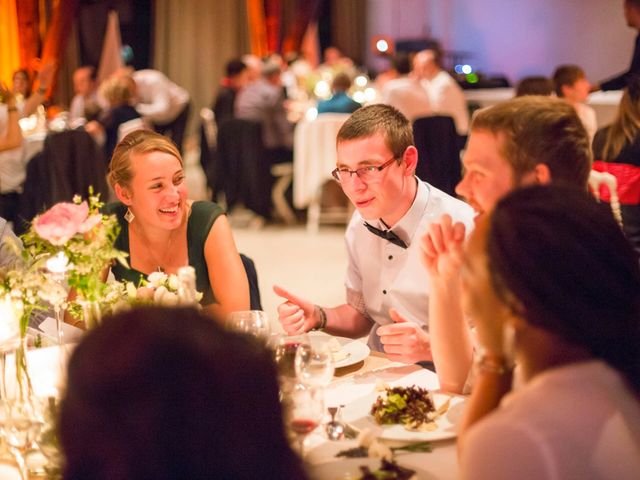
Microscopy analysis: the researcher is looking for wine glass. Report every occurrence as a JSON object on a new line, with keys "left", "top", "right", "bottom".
{"left": 227, "top": 310, "right": 271, "bottom": 340}
{"left": 285, "top": 383, "right": 324, "bottom": 457}
{"left": 273, "top": 333, "right": 310, "bottom": 395}
{"left": 0, "top": 398, "right": 44, "bottom": 480}
{"left": 294, "top": 338, "right": 335, "bottom": 387}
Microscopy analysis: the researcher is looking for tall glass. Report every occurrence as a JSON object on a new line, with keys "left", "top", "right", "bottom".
{"left": 284, "top": 384, "right": 324, "bottom": 457}
{"left": 294, "top": 338, "right": 335, "bottom": 388}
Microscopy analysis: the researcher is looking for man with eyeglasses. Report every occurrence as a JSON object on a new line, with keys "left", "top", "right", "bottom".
{"left": 274, "top": 104, "right": 473, "bottom": 364}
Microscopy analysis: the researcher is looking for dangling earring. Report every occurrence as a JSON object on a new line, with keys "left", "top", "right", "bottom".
{"left": 124, "top": 207, "right": 135, "bottom": 223}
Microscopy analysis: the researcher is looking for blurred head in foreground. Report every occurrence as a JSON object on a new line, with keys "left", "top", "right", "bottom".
{"left": 462, "top": 185, "right": 640, "bottom": 391}
{"left": 60, "top": 306, "right": 307, "bottom": 480}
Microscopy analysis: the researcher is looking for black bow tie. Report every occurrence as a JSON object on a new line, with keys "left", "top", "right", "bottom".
{"left": 363, "top": 222, "right": 408, "bottom": 249}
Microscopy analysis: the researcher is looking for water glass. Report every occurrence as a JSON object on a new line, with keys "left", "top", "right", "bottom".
{"left": 284, "top": 383, "right": 324, "bottom": 457}
{"left": 295, "top": 339, "right": 335, "bottom": 387}
{"left": 227, "top": 310, "right": 271, "bottom": 340}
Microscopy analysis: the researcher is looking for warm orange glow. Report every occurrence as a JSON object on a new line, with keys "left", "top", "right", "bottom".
{"left": 0, "top": 0, "right": 21, "bottom": 86}
{"left": 246, "top": 0, "right": 269, "bottom": 57}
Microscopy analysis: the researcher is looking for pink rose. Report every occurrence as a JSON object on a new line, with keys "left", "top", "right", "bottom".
{"left": 33, "top": 201, "right": 90, "bottom": 246}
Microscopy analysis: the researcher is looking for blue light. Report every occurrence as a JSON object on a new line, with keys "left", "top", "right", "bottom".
{"left": 454, "top": 64, "right": 464, "bottom": 74}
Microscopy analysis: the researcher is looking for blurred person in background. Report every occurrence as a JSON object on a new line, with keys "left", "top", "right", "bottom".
{"left": 69, "top": 66, "right": 101, "bottom": 125}
{"left": 213, "top": 59, "right": 250, "bottom": 125}
{"left": 514, "top": 76, "right": 554, "bottom": 97}
{"left": 317, "top": 72, "right": 361, "bottom": 114}
{"left": 553, "top": 64, "right": 597, "bottom": 140}
{"left": 592, "top": 75, "right": 640, "bottom": 254}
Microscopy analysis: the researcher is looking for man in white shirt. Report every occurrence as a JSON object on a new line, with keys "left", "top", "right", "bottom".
{"left": 415, "top": 46, "right": 469, "bottom": 136}
{"left": 380, "top": 52, "right": 432, "bottom": 122}
{"left": 274, "top": 104, "right": 474, "bottom": 364}
{"left": 69, "top": 66, "right": 100, "bottom": 125}
{"left": 131, "top": 69, "right": 190, "bottom": 153}
{"left": 552, "top": 64, "right": 598, "bottom": 141}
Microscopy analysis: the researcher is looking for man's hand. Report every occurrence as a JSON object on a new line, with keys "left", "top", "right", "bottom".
{"left": 273, "top": 285, "right": 318, "bottom": 334}
{"left": 377, "top": 308, "right": 432, "bottom": 363}
{"left": 421, "top": 214, "right": 466, "bottom": 283}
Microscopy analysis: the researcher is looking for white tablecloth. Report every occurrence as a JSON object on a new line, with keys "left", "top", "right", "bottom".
{"left": 293, "top": 113, "right": 350, "bottom": 209}
{"left": 307, "top": 355, "right": 459, "bottom": 479}
{"left": 464, "top": 88, "right": 623, "bottom": 128}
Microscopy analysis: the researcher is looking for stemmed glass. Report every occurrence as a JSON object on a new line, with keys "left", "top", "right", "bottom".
{"left": 227, "top": 310, "right": 271, "bottom": 341}
{"left": 273, "top": 333, "right": 310, "bottom": 396}
{"left": 284, "top": 383, "right": 324, "bottom": 457}
{"left": 0, "top": 398, "right": 44, "bottom": 480}
{"left": 294, "top": 338, "right": 335, "bottom": 388}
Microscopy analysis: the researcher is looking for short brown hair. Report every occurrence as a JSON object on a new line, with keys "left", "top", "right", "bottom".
{"left": 552, "top": 65, "right": 585, "bottom": 97}
{"left": 108, "top": 130, "right": 182, "bottom": 189}
{"left": 471, "top": 96, "right": 591, "bottom": 188}
{"left": 336, "top": 104, "right": 413, "bottom": 160}
{"left": 515, "top": 76, "right": 554, "bottom": 97}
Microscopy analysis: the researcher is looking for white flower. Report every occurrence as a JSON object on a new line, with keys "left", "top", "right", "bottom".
{"left": 167, "top": 274, "right": 180, "bottom": 292}
{"left": 161, "top": 291, "right": 179, "bottom": 306}
{"left": 148, "top": 271, "right": 168, "bottom": 288}
{"left": 153, "top": 285, "right": 169, "bottom": 303}
{"left": 125, "top": 282, "right": 137, "bottom": 299}
{"left": 73, "top": 194, "right": 81, "bottom": 204}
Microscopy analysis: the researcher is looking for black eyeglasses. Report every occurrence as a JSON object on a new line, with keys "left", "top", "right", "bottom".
{"left": 331, "top": 157, "right": 397, "bottom": 183}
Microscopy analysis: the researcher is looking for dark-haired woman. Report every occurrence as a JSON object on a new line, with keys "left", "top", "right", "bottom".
{"left": 592, "top": 76, "right": 640, "bottom": 254}
{"left": 60, "top": 306, "right": 308, "bottom": 480}
{"left": 458, "top": 185, "right": 640, "bottom": 480}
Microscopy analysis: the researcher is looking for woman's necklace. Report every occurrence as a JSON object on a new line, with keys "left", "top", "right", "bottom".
{"left": 132, "top": 224, "right": 181, "bottom": 273}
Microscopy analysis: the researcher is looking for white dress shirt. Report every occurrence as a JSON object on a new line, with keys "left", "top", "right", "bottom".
{"left": 422, "top": 71, "right": 469, "bottom": 135}
{"left": 576, "top": 102, "right": 598, "bottom": 142}
{"left": 460, "top": 360, "right": 640, "bottom": 480}
{"left": 133, "top": 69, "right": 190, "bottom": 125}
{"left": 381, "top": 77, "right": 432, "bottom": 122}
{"left": 344, "top": 179, "right": 474, "bottom": 352}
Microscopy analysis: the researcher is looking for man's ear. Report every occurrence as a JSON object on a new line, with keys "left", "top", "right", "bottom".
{"left": 533, "top": 163, "right": 552, "bottom": 185}
{"left": 114, "top": 184, "right": 132, "bottom": 206}
{"left": 402, "top": 145, "right": 418, "bottom": 176}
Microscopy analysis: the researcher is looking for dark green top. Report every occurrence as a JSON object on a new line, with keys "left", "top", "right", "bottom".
{"left": 104, "top": 201, "right": 225, "bottom": 306}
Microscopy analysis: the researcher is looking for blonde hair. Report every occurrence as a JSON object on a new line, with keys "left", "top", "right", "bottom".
{"left": 602, "top": 87, "right": 640, "bottom": 161}
{"left": 99, "top": 75, "right": 135, "bottom": 107}
{"left": 108, "top": 130, "right": 183, "bottom": 189}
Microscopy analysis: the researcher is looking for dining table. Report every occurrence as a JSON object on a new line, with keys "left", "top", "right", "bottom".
{"left": 3, "top": 339, "right": 461, "bottom": 480}
{"left": 306, "top": 348, "right": 460, "bottom": 480}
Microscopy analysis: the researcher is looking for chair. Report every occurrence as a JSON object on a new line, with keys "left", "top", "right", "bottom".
{"left": 589, "top": 169, "right": 623, "bottom": 226}
{"left": 412, "top": 115, "right": 462, "bottom": 196}
{"left": 293, "top": 113, "right": 351, "bottom": 233}
{"left": 240, "top": 253, "right": 262, "bottom": 310}
{"left": 17, "top": 129, "right": 109, "bottom": 232}
{"left": 217, "top": 118, "right": 294, "bottom": 223}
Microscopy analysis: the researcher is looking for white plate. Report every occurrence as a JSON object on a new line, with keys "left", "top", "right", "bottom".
{"left": 309, "top": 333, "right": 371, "bottom": 369}
{"left": 309, "top": 457, "right": 436, "bottom": 480}
{"left": 341, "top": 391, "right": 465, "bottom": 442}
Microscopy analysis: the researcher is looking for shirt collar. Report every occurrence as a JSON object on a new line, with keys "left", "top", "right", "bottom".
{"left": 375, "top": 178, "right": 429, "bottom": 247}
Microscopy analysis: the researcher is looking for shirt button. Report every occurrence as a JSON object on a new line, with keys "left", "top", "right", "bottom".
{"left": 388, "top": 255, "right": 393, "bottom": 260}
{"left": 382, "top": 289, "right": 387, "bottom": 294}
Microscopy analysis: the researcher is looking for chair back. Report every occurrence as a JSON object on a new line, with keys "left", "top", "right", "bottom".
{"left": 216, "top": 119, "right": 271, "bottom": 218}
{"left": 18, "top": 129, "right": 108, "bottom": 230}
{"left": 412, "top": 115, "right": 461, "bottom": 196}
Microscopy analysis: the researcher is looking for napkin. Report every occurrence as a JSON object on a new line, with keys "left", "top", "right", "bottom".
{"left": 39, "top": 317, "right": 83, "bottom": 344}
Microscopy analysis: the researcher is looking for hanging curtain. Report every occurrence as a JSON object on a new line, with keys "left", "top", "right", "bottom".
{"left": 281, "top": 0, "right": 322, "bottom": 57}
{"left": 331, "top": 0, "right": 367, "bottom": 65}
{"left": 246, "top": 0, "right": 269, "bottom": 57}
{"left": 154, "top": 0, "right": 250, "bottom": 136}
{"left": 0, "top": 0, "right": 21, "bottom": 85}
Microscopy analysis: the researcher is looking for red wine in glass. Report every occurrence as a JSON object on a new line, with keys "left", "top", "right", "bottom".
{"left": 290, "top": 418, "right": 319, "bottom": 435}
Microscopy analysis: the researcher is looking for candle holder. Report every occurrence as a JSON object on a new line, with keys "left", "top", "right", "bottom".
{"left": 45, "top": 252, "right": 70, "bottom": 348}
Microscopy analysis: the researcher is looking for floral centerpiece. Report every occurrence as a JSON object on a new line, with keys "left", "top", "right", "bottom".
{"left": 20, "top": 190, "right": 127, "bottom": 328}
